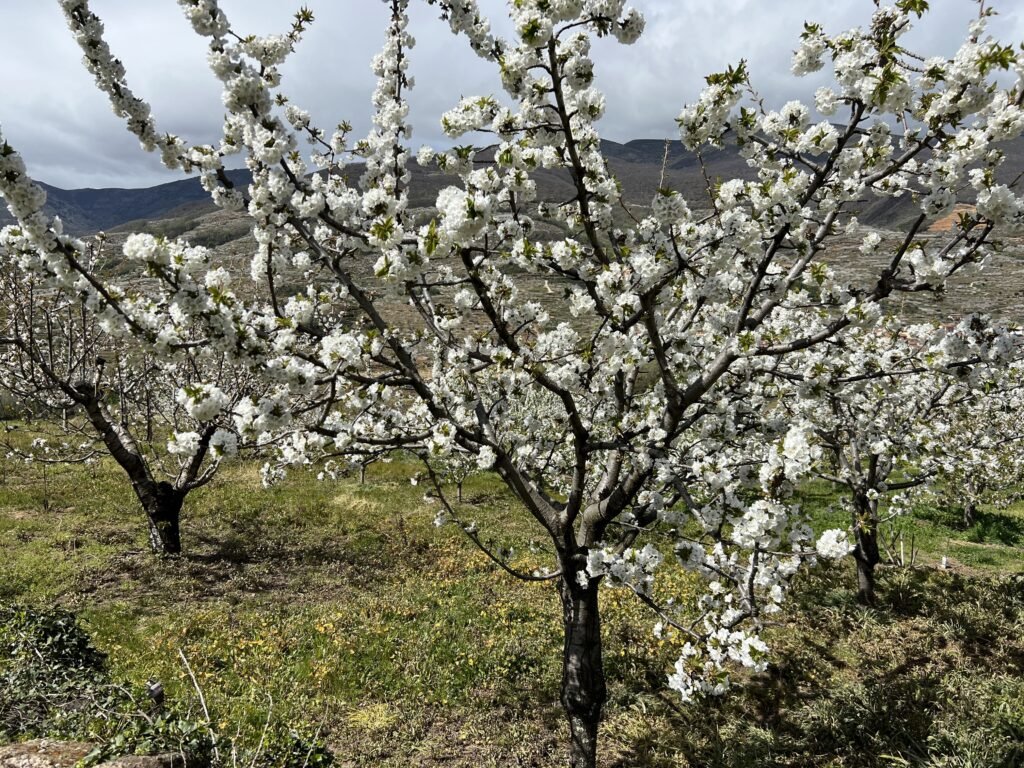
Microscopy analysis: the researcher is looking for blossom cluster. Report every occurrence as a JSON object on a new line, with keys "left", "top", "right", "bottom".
{"left": 0, "top": 0, "right": 1021, "bottom": 709}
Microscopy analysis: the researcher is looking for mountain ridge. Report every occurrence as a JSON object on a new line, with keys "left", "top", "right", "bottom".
{"left": 3, "top": 136, "right": 1022, "bottom": 237}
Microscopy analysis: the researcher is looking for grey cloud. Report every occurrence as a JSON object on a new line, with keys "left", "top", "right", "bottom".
{"left": 0, "top": 0, "right": 1021, "bottom": 189}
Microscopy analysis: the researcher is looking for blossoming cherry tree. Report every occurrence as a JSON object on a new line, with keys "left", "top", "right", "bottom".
{"left": 0, "top": 0, "right": 1022, "bottom": 764}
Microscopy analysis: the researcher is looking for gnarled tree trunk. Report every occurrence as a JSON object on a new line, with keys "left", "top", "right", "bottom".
{"left": 77, "top": 380, "right": 189, "bottom": 556}
{"left": 558, "top": 570, "right": 606, "bottom": 768}
{"left": 137, "top": 481, "right": 183, "bottom": 556}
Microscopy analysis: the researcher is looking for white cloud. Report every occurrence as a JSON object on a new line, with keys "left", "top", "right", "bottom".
{"left": 0, "top": 0, "right": 1020, "bottom": 189}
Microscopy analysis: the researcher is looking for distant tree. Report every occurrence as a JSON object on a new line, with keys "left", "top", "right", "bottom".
{"left": 2, "top": 0, "right": 1023, "bottom": 764}
{"left": 914, "top": 359, "right": 1024, "bottom": 529}
{"left": 770, "top": 316, "right": 1021, "bottom": 603}
{"left": 0, "top": 239, "right": 245, "bottom": 555}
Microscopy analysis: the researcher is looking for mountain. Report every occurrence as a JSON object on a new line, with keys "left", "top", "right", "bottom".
{"left": 4, "top": 135, "right": 1024, "bottom": 238}
{"left": 0, "top": 169, "right": 252, "bottom": 236}
{"left": 3, "top": 136, "right": 1021, "bottom": 326}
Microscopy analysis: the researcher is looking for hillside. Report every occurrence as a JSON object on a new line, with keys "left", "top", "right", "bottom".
{"left": 0, "top": 169, "right": 252, "bottom": 235}
{"left": 5, "top": 136, "right": 1023, "bottom": 325}
{"left": 9, "top": 134, "right": 1024, "bottom": 238}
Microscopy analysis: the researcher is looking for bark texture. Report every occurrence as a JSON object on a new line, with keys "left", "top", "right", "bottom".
{"left": 559, "top": 573, "right": 606, "bottom": 768}
{"left": 853, "top": 491, "right": 880, "bottom": 605}
{"left": 140, "top": 481, "right": 184, "bottom": 556}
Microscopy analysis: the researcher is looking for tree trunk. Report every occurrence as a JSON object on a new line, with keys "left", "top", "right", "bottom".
{"left": 963, "top": 501, "right": 977, "bottom": 528}
{"left": 73, "top": 381, "right": 185, "bottom": 555}
{"left": 854, "top": 542, "right": 878, "bottom": 605}
{"left": 853, "top": 493, "right": 880, "bottom": 605}
{"left": 558, "top": 572, "right": 606, "bottom": 768}
{"left": 142, "top": 482, "right": 184, "bottom": 556}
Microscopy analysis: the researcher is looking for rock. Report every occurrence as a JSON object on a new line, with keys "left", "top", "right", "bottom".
{"left": 0, "top": 742, "right": 184, "bottom": 768}
{"left": 97, "top": 756, "right": 183, "bottom": 768}
{"left": 0, "top": 741, "right": 92, "bottom": 768}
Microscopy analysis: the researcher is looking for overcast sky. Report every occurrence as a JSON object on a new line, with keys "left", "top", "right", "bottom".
{"left": 1, "top": 0, "right": 1021, "bottom": 189}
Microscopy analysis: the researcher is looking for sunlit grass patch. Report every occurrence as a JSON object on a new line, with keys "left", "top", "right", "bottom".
{"left": 2, "top": 444, "right": 1023, "bottom": 765}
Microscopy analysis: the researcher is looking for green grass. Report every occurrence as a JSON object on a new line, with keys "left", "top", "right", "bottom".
{"left": 1, "top": 450, "right": 1023, "bottom": 766}
{"left": 796, "top": 479, "right": 1024, "bottom": 573}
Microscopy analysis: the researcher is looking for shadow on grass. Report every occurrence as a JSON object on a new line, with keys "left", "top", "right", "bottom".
{"left": 187, "top": 532, "right": 255, "bottom": 566}
{"left": 916, "top": 503, "right": 1024, "bottom": 546}
{"left": 606, "top": 567, "right": 1024, "bottom": 768}
{"left": 965, "top": 509, "right": 1024, "bottom": 546}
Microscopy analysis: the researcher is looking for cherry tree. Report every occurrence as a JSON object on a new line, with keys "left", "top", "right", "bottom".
{"left": 0, "top": 236, "right": 247, "bottom": 555}
{"left": 768, "top": 316, "right": 1020, "bottom": 603}
{"left": 914, "top": 357, "right": 1024, "bottom": 528}
{"left": 1, "top": 0, "right": 1023, "bottom": 764}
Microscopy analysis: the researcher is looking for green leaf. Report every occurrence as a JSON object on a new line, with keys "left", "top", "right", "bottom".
{"left": 896, "top": 0, "right": 929, "bottom": 18}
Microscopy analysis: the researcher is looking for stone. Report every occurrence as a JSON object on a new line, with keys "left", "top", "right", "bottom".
{"left": 97, "top": 755, "right": 184, "bottom": 768}
{"left": 0, "top": 742, "right": 185, "bottom": 768}
{"left": 0, "top": 741, "right": 92, "bottom": 768}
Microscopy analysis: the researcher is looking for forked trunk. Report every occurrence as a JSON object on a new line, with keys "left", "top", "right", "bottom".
{"left": 76, "top": 382, "right": 184, "bottom": 555}
{"left": 140, "top": 481, "right": 183, "bottom": 555}
{"left": 963, "top": 501, "right": 978, "bottom": 528}
{"left": 558, "top": 572, "right": 606, "bottom": 768}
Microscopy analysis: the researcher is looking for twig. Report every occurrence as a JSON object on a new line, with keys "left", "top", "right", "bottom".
{"left": 249, "top": 694, "right": 274, "bottom": 768}
{"left": 300, "top": 724, "right": 324, "bottom": 768}
{"left": 423, "top": 461, "right": 561, "bottom": 582}
{"left": 178, "top": 647, "right": 221, "bottom": 764}
{"left": 658, "top": 138, "right": 671, "bottom": 191}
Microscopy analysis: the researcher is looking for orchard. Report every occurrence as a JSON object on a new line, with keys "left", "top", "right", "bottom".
{"left": 1, "top": 1, "right": 1023, "bottom": 766}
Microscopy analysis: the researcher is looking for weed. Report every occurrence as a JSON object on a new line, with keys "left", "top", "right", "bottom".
{"left": 1, "top": 452, "right": 1023, "bottom": 765}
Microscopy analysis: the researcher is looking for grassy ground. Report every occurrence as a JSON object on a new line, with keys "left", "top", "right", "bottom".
{"left": 1, "top": 451, "right": 1022, "bottom": 767}
{"left": 796, "top": 480, "right": 1024, "bottom": 574}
